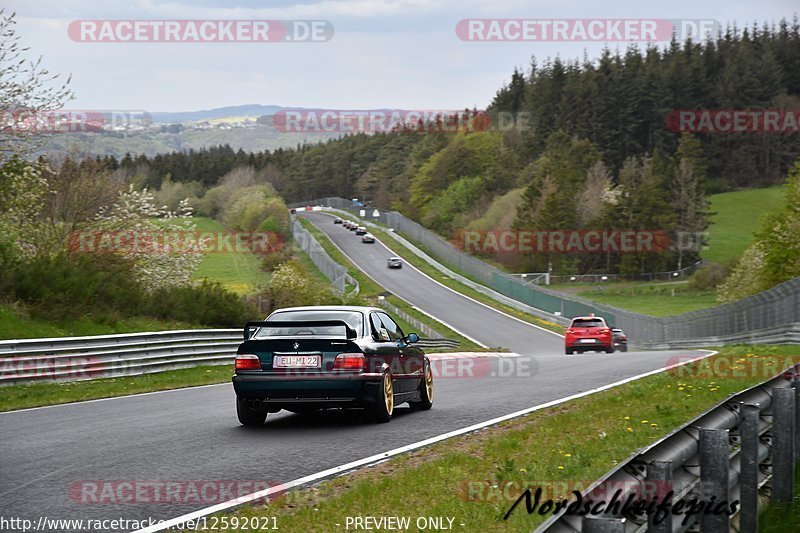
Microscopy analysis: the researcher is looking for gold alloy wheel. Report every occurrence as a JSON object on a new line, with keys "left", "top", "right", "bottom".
{"left": 425, "top": 365, "right": 434, "bottom": 401}
{"left": 384, "top": 373, "right": 394, "bottom": 415}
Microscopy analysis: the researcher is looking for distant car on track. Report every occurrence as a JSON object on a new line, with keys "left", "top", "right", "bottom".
{"left": 355, "top": 226, "right": 367, "bottom": 235}
{"left": 334, "top": 217, "right": 343, "bottom": 224}
{"left": 233, "top": 306, "right": 433, "bottom": 425}
{"left": 349, "top": 223, "right": 358, "bottom": 231}
{"left": 564, "top": 315, "right": 614, "bottom": 354}
{"left": 362, "top": 233, "right": 375, "bottom": 243}
{"left": 387, "top": 257, "right": 402, "bottom": 269}
{"left": 612, "top": 328, "right": 628, "bottom": 352}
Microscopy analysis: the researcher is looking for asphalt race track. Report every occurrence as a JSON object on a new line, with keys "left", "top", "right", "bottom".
{"left": 0, "top": 212, "right": 709, "bottom": 532}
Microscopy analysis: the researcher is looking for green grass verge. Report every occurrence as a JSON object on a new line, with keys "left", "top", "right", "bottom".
{"left": 197, "top": 345, "right": 797, "bottom": 532}
{"left": 705, "top": 186, "right": 784, "bottom": 264}
{"left": 0, "top": 305, "right": 200, "bottom": 340}
{"left": 189, "top": 216, "right": 269, "bottom": 295}
{"left": 0, "top": 364, "right": 233, "bottom": 412}
{"left": 576, "top": 283, "right": 718, "bottom": 317}
{"left": 296, "top": 217, "right": 492, "bottom": 351}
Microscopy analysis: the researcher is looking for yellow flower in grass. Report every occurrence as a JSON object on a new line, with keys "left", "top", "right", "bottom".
{"left": 641, "top": 420, "right": 648, "bottom": 424}
{"left": 557, "top": 466, "right": 565, "bottom": 470}
{"left": 627, "top": 427, "right": 634, "bottom": 432}
{"left": 564, "top": 453, "right": 572, "bottom": 458}
{"left": 623, "top": 416, "right": 630, "bottom": 420}
{"left": 650, "top": 423, "right": 658, "bottom": 428}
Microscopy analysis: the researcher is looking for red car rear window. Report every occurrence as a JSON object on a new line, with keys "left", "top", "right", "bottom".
{"left": 571, "top": 319, "right": 605, "bottom": 328}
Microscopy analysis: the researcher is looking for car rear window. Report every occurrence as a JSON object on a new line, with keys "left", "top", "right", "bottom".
{"left": 255, "top": 310, "right": 364, "bottom": 338}
{"left": 571, "top": 318, "right": 605, "bottom": 328}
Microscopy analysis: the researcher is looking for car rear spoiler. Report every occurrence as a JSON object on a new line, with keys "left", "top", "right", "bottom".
{"left": 243, "top": 320, "right": 358, "bottom": 341}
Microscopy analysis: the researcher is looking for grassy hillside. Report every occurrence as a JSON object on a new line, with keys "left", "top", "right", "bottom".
{"left": 704, "top": 186, "right": 784, "bottom": 264}
{"left": 190, "top": 216, "right": 269, "bottom": 294}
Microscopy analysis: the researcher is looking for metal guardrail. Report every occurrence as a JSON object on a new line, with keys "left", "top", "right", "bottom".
{"left": 292, "top": 217, "right": 359, "bottom": 295}
{"left": 538, "top": 366, "right": 800, "bottom": 532}
{"left": 0, "top": 330, "right": 455, "bottom": 385}
{"left": 0, "top": 329, "right": 241, "bottom": 385}
{"left": 299, "top": 198, "right": 800, "bottom": 349}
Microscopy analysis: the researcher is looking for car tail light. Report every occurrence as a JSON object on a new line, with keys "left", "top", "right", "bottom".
{"left": 598, "top": 328, "right": 610, "bottom": 334}
{"left": 235, "top": 354, "right": 261, "bottom": 371}
{"left": 333, "top": 353, "right": 365, "bottom": 370}
{"left": 565, "top": 329, "right": 574, "bottom": 335}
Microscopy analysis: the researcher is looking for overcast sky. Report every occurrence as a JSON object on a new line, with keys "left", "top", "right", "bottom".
{"left": 8, "top": 0, "right": 798, "bottom": 113}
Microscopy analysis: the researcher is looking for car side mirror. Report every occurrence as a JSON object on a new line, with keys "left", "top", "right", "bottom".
{"left": 405, "top": 332, "right": 420, "bottom": 344}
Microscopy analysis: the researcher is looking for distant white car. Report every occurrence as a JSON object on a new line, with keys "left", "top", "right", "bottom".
{"left": 387, "top": 256, "right": 402, "bottom": 268}
{"left": 362, "top": 233, "right": 375, "bottom": 243}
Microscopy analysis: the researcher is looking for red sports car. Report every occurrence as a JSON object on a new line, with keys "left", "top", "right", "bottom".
{"left": 564, "top": 315, "right": 615, "bottom": 354}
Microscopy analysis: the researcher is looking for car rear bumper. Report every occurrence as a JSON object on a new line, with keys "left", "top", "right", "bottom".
{"left": 232, "top": 372, "right": 383, "bottom": 404}
{"left": 566, "top": 339, "right": 612, "bottom": 349}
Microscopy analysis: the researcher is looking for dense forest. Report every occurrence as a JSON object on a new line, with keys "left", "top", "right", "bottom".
{"left": 67, "top": 19, "right": 800, "bottom": 278}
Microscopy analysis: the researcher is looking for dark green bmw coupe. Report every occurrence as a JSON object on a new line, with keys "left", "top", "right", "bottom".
{"left": 232, "top": 306, "right": 434, "bottom": 426}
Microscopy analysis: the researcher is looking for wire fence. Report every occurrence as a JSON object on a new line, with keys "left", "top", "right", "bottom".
{"left": 291, "top": 217, "right": 357, "bottom": 295}
{"left": 298, "top": 198, "right": 800, "bottom": 348}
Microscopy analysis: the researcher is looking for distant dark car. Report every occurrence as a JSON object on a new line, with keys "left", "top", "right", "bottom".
{"left": 232, "top": 306, "right": 433, "bottom": 425}
{"left": 289, "top": 208, "right": 296, "bottom": 214}
{"left": 334, "top": 217, "right": 343, "bottom": 224}
{"left": 387, "top": 257, "right": 402, "bottom": 269}
{"left": 612, "top": 328, "right": 628, "bottom": 352}
{"left": 349, "top": 223, "right": 358, "bottom": 231}
{"left": 564, "top": 315, "right": 614, "bottom": 354}
{"left": 355, "top": 226, "right": 367, "bottom": 235}
{"left": 362, "top": 233, "right": 375, "bottom": 243}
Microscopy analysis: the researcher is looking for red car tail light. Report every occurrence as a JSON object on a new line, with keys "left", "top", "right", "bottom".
{"left": 333, "top": 353, "right": 365, "bottom": 370}
{"left": 598, "top": 328, "right": 610, "bottom": 334}
{"left": 565, "top": 329, "right": 574, "bottom": 335}
{"left": 235, "top": 354, "right": 261, "bottom": 371}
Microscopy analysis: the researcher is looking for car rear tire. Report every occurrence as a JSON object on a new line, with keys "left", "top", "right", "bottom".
{"left": 236, "top": 397, "right": 268, "bottom": 426}
{"left": 605, "top": 345, "right": 615, "bottom": 354}
{"left": 369, "top": 372, "right": 394, "bottom": 423}
{"left": 565, "top": 348, "right": 574, "bottom": 355}
{"left": 621, "top": 345, "right": 628, "bottom": 352}
{"left": 409, "top": 362, "right": 434, "bottom": 411}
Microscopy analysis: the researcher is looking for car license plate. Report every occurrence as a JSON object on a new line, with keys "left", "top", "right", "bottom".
{"left": 579, "top": 339, "right": 596, "bottom": 343}
{"left": 274, "top": 355, "right": 321, "bottom": 368}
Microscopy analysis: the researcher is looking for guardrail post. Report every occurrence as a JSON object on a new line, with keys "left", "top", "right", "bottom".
{"left": 699, "top": 428, "right": 730, "bottom": 533}
{"left": 582, "top": 516, "right": 625, "bottom": 532}
{"left": 794, "top": 375, "right": 800, "bottom": 464}
{"left": 772, "top": 387, "right": 795, "bottom": 503}
{"left": 646, "top": 460, "right": 672, "bottom": 532}
{"left": 740, "top": 402, "right": 761, "bottom": 532}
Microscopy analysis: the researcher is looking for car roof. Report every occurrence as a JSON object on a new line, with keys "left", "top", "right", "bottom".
{"left": 572, "top": 315, "right": 606, "bottom": 321}
{"left": 269, "top": 305, "right": 382, "bottom": 314}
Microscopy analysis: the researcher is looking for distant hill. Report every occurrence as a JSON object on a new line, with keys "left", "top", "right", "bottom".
{"left": 149, "top": 104, "right": 284, "bottom": 123}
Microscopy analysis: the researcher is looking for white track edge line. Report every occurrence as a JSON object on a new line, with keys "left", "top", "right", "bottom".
{"left": 302, "top": 215, "right": 489, "bottom": 348}
{"left": 133, "top": 349, "right": 717, "bottom": 533}
{"left": 316, "top": 211, "right": 564, "bottom": 339}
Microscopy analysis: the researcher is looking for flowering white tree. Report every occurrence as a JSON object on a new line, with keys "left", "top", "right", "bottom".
{"left": 0, "top": 156, "right": 50, "bottom": 260}
{"left": 94, "top": 186, "right": 202, "bottom": 291}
